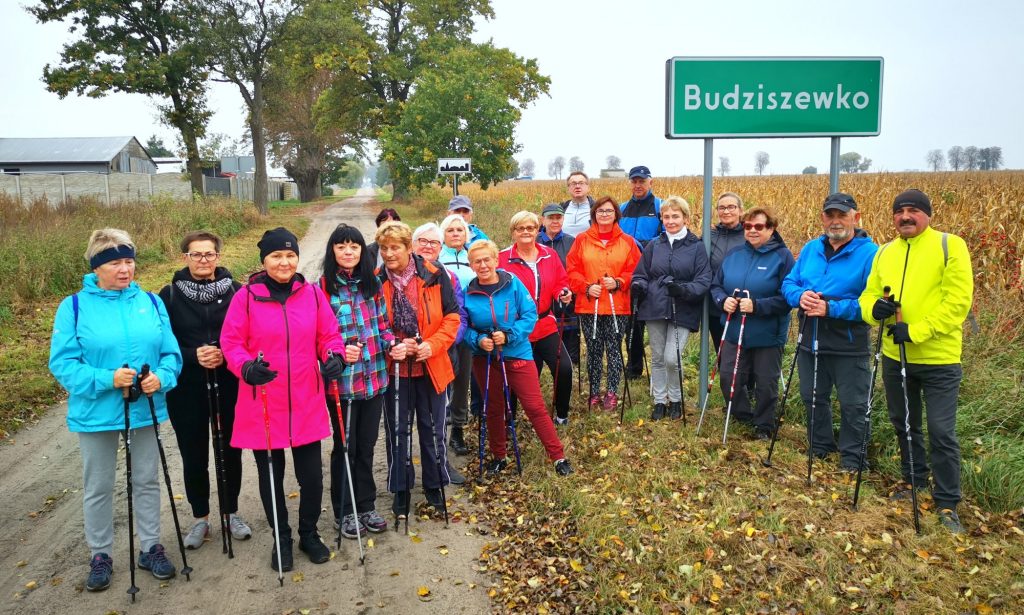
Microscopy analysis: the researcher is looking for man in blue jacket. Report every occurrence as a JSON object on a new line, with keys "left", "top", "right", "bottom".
{"left": 782, "top": 193, "right": 878, "bottom": 471}
{"left": 620, "top": 165, "right": 662, "bottom": 378}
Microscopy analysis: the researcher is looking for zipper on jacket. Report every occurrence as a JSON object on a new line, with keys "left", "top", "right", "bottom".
{"left": 280, "top": 303, "right": 294, "bottom": 446}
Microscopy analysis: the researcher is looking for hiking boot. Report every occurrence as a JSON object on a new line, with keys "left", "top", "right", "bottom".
{"left": 138, "top": 544, "right": 176, "bottom": 580}
{"left": 447, "top": 461, "right": 466, "bottom": 485}
{"left": 424, "top": 488, "right": 446, "bottom": 509}
{"left": 449, "top": 425, "right": 469, "bottom": 456}
{"left": 392, "top": 491, "right": 410, "bottom": 518}
{"left": 85, "top": 553, "right": 113, "bottom": 592}
{"left": 588, "top": 394, "right": 602, "bottom": 410}
{"left": 359, "top": 510, "right": 389, "bottom": 534}
{"left": 183, "top": 519, "right": 210, "bottom": 549}
{"left": 938, "top": 508, "right": 965, "bottom": 534}
{"left": 229, "top": 513, "right": 252, "bottom": 540}
{"left": 340, "top": 514, "right": 366, "bottom": 539}
{"left": 890, "top": 483, "right": 927, "bottom": 502}
{"left": 651, "top": 403, "right": 667, "bottom": 421}
{"left": 299, "top": 533, "right": 330, "bottom": 564}
{"left": 602, "top": 391, "right": 619, "bottom": 412}
{"left": 485, "top": 457, "right": 508, "bottom": 477}
{"left": 270, "top": 536, "right": 294, "bottom": 572}
{"left": 554, "top": 458, "right": 574, "bottom": 476}
{"left": 669, "top": 401, "right": 683, "bottom": 421}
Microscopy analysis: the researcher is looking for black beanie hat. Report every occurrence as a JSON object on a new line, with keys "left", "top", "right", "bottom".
{"left": 892, "top": 189, "right": 932, "bottom": 216}
{"left": 258, "top": 227, "right": 299, "bottom": 262}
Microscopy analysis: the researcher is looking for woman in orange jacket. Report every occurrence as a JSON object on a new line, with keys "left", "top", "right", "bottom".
{"left": 565, "top": 196, "right": 642, "bottom": 411}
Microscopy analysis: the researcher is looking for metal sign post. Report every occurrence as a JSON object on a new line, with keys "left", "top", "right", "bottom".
{"left": 438, "top": 158, "right": 472, "bottom": 197}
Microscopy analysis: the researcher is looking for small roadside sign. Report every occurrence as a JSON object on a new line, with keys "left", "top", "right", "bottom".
{"left": 438, "top": 158, "right": 472, "bottom": 174}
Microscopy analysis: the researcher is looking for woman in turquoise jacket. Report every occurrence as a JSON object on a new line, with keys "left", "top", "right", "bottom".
{"left": 49, "top": 228, "right": 183, "bottom": 593}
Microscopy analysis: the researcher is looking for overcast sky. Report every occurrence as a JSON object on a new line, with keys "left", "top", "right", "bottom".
{"left": 2, "top": 0, "right": 1021, "bottom": 177}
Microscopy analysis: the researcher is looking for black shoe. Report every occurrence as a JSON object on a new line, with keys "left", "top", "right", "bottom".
{"left": 889, "top": 483, "right": 928, "bottom": 502}
{"left": 485, "top": 457, "right": 508, "bottom": 477}
{"left": 447, "top": 461, "right": 466, "bottom": 485}
{"left": 669, "top": 401, "right": 683, "bottom": 420}
{"left": 938, "top": 508, "right": 965, "bottom": 534}
{"left": 449, "top": 426, "right": 469, "bottom": 456}
{"left": 651, "top": 403, "right": 667, "bottom": 421}
{"left": 270, "top": 536, "right": 294, "bottom": 572}
{"left": 424, "top": 488, "right": 445, "bottom": 509}
{"left": 554, "top": 458, "right": 574, "bottom": 476}
{"left": 392, "top": 490, "right": 410, "bottom": 517}
{"left": 298, "top": 533, "right": 330, "bottom": 564}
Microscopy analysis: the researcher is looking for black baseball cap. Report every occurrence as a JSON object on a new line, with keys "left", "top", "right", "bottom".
{"left": 628, "top": 165, "right": 652, "bottom": 179}
{"left": 823, "top": 192, "right": 858, "bottom": 212}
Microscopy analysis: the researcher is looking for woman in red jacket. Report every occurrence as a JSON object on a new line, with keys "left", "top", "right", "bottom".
{"left": 565, "top": 197, "right": 642, "bottom": 411}
{"left": 498, "top": 211, "right": 574, "bottom": 424}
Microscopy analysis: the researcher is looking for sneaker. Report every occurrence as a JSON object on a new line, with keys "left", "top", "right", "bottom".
{"left": 602, "top": 391, "right": 619, "bottom": 412}
{"left": 447, "top": 461, "right": 466, "bottom": 485}
{"left": 424, "top": 488, "right": 446, "bottom": 509}
{"left": 485, "top": 457, "right": 508, "bottom": 477}
{"left": 554, "top": 416, "right": 569, "bottom": 426}
{"left": 340, "top": 514, "right": 367, "bottom": 539}
{"left": 183, "top": 519, "right": 210, "bottom": 549}
{"left": 138, "top": 544, "right": 176, "bottom": 580}
{"left": 229, "top": 513, "right": 252, "bottom": 540}
{"left": 85, "top": 553, "right": 113, "bottom": 592}
{"left": 938, "top": 508, "right": 965, "bottom": 534}
{"left": 392, "top": 491, "right": 410, "bottom": 517}
{"left": 554, "top": 459, "right": 574, "bottom": 476}
{"left": 449, "top": 426, "right": 469, "bottom": 456}
{"left": 651, "top": 403, "right": 667, "bottom": 421}
{"left": 298, "top": 533, "right": 330, "bottom": 564}
{"left": 270, "top": 536, "right": 294, "bottom": 572}
{"left": 669, "top": 401, "right": 683, "bottom": 421}
{"left": 890, "top": 483, "right": 927, "bottom": 501}
{"left": 587, "top": 394, "right": 602, "bottom": 410}
{"left": 359, "top": 510, "right": 389, "bottom": 534}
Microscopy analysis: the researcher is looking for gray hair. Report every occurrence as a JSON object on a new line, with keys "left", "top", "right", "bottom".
{"left": 412, "top": 222, "right": 441, "bottom": 241}
{"left": 439, "top": 213, "right": 469, "bottom": 235}
{"left": 85, "top": 228, "right": 135, "bottom": 261}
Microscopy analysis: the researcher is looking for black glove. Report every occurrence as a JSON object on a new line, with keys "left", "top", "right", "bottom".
{"left": 666, "top": 282, "right": 687, "bottom": 298}
{"left": 871, "top": 297, "right": 899, "bottom": 321}
{"left": 630, "top": 282, "right": 646, "bottom": 302}
{"left": 321, "top": 353, "right": 345, "bottom": 380}
{"left": 242, "top": 358, "right": 277, "bottom": 385}
{"left": 887, "top": 322, "right": 912, "bottom": 344}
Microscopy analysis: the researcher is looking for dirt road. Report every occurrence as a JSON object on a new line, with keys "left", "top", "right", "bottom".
{"left": 0, "top": 189, "right": 493, "bottom": 614}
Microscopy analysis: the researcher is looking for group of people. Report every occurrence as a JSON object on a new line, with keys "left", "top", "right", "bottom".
{"left": 48, "top": 167, "right": 975, "bottom": 594}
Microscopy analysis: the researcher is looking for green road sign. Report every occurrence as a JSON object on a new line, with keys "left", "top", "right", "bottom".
{"left": 665, "top": 57, "right": 883, "bottom": 138}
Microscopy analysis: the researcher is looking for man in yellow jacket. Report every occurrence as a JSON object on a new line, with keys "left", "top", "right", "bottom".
{"left": 859, "top": 189, "right": 973, "bottom": 534}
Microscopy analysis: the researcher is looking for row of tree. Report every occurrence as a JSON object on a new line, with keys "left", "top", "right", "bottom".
{"left": 32, "top": 1, "right": 547, "bottom": 212}
{"left": 926, "top": 146, "right": 1004, "bottom": 172}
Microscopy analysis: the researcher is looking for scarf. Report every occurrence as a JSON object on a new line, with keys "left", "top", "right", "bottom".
{"left": 387, "top": 257, "right": 419, "bottom": 338}
{"left": 174, "top": 276, "right": 234, "bottom": 304}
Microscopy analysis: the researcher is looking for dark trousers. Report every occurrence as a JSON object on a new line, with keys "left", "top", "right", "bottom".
{"left": 709, "top": 312, "right": 726, "bottom": 353}
{"left": 798, "top": 351, "right": 870, "bottom": 469}
{"left": 167, "top": 376, "right": 242, "bottom": 518}
{"left": 532, "top": 332, "right": 572, "bottom": 420}
{"left": 626, "top": 318, "right": 646, "bottom": 376}
{"left": 447, "top": 344, "right": 473, "bottom": 427}
{"left": 562, "top": 327, "right": 581, "bottom": 368}
{"left": 383, "top": 375, "right": 449, "bottom": 492}
{"left": 881, "top": 357, "right": 962, "bottom": 509}
{"left": 328, "top": 394, "right": 384, "bottom": 520}
{"left": 252, "top": 441, "right": 322, "bottom": 539}
{"left": 719, "top": 342, "right": 783, "bottom": 430}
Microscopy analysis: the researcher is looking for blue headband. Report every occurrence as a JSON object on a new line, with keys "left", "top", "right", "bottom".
{"left": 90, "top": 245, "right": 136, "bottom": 270}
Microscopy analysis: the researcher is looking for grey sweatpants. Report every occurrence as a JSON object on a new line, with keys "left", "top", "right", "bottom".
{"left": 646, "top": 320, "right": 691, "bottom": 404}
{"left": 79, "top": 426, "right": 162, "bottom": 557}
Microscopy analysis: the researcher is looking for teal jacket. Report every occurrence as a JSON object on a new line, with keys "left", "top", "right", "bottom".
{"left": 49, "top": 274, "right": 182, "bottom": 433}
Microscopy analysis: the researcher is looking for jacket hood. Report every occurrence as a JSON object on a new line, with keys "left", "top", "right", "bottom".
{"left": 656, "top": 230, "right": 702, "bottom": 247}
{"left": 172, "top": 265, "right": 235, "bottom": 283}
{"left": 81, "top": 273, "right": 142, "bottom": 298}
{"left": 581, "top": 222, "right": 629, "bottom": 244}
{"left": 246, "top": 270, "right": 308, "bottom": 295}
{"left": 503, "top": 242, "right": 556, "bottom": 264}
{"left": 751, "top": 230, "right": 787, "bottom": 253}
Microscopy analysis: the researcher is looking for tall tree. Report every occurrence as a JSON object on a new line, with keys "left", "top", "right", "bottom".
{"left": 754, "top": 151, "right": 769, "bottom": 175}
{"left": 146, "top": 135, "right": 175, "bottom": 158}
{"left": 551, "top": 156, "right": 566, "bottom": 179}
{"left": 29, "top": 0, "right": 210, "bottom": 194}
{"left": 802, "top": 165, "right": 818, "bottom": 174}
{"left": 947, "top": 145, "right": 965, "bottom": 171}
{"left": 196, "top": 0, "right": 301, "bottom": 215}
{"left": 605, "top": 155, "right": 622, "bottom": 170}
{"left": 568, "top": 156, "right": 584, "bottom": 173}
{"left": 519, "top": 158, "right": 536, "bottom": 178}
{"left": 926, "top": 149, "right": 945, "bottom": 172}
{"left": 978, "top": 146, "right": 1004, "bottom": 171}
{"left": 839, "top": 151, "right": 870, "bottom": 173}
{"left": 964, "top": 146, "right": 980, "bottom": 170}
{"left": 718, "top": 156, "right": 730, "bottom": 176}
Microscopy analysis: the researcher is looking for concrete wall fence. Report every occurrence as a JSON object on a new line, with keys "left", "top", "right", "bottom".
{"left": 0, "top": 171, "right": 298, "bottom": 206}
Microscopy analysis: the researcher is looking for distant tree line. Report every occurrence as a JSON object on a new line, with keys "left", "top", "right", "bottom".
{"left": 925, "top": 146, "right": 1004, "bottom": 172}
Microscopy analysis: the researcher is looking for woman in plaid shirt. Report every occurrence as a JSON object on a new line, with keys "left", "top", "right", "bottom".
{"left": 319, "top": 224, "right": 400, "bottom": 539}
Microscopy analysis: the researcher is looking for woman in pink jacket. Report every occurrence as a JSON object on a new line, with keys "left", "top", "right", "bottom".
{"left": 220, "top": 228, "right": 345, "bottom": 572}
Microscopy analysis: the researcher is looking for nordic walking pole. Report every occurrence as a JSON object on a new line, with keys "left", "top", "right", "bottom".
{"left": 721, "top": 291, "right": 751, "bottom": 445}
{"left": 895, "top": 302, "right": 922, "bottom": 534}
{"left": 696, "top": 289, "right": 740, "bottom": 435}
{"left": 121, "top": 364, "right": 140, "bottom": 602}
{"left": 591, "top": 280, "right": 600, "bottom": 341}
{"left": 606, "top": 274, "right": 620, "bottom": 335}
{"left": 853, "top": 286, "right": 891, "bottom": 509}
{"left": 763, "top": 313, "right": 810, "bottom": 467}
{"left": 328, "top": 349, "right": 365, "bottom": 563}
{"left": 670, "top": 296, "right": 686, "bottom": 425}
{"left": 402, "top": 341, "right": 418, "bottom": 536}
{"left": 479, "top": 350, "right": 491, "bottom": 479}
{"left": 391, "top": 348, "right": 402, "bottom": 532}
{"left": 138, "top": 364, "right": 193, "bottom": 581}
{"left": 806, "top": 318, "right": 820, "bottom": 486}
{"left": 497, "top": 343, "right": 523, "bottom": 475}
{"left": 418, "top": 342, "right": 449, "bottom": 526}
{"left": 551, "top": 289, "right": 569, "bottom": 419}
{"left": 256, "top": 352, "right": 284, "bottom": 586}
{"left": 205, "top": 363, "right": 233, "bottom": 558}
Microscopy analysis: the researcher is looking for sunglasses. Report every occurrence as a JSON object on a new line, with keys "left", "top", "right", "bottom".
{"left": 743, "top": 222, "right": 769, "bottom": 231}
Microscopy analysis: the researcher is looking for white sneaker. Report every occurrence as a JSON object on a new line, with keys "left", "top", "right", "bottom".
{"left": 183, "top": 519, "right": 210, "bottom": 549}
{"left": 229, "top": 513, "right": 252, "bottom": 540}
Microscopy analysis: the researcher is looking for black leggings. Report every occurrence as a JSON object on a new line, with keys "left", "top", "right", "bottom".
{"left": 328, "top": 395, "right": 384, "bottom": 519}
{"left": 531, "top": 332, "right": 572, "bottom": 420}
{"left": 253, "top": 441, "right": 322, "bottom": 539}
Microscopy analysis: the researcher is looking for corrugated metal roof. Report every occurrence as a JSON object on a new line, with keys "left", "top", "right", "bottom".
{"left": 0, "top": 137, "right": 138, "bottom": 164}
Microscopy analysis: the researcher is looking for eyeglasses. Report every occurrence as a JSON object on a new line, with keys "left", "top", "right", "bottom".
{"left": 514, "top": 225, "right": 538, "bottom": 233}
{"left": 568, "top": 181, "right": 588, "bottom": 187}
{"left": 595, "top": 209, "right": 616, "bottom": 216}
{"left": 186, "top": 252, "right": 219, "bottom": 262}
{"left": 471, "top": 257, "right": 495, "bottom": 266}
{"left": 743, "top": 222, "right": 768, "bottom": 231}
{"left": 717, "top": 205, "right": 739, "bottom": 212}
{"left": 416, "top": 238, "right": 441, "bottom": 248}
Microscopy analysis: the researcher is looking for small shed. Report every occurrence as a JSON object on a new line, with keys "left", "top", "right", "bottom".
{"left": 0, "top": 136, "right": 157, "bottom": 175}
